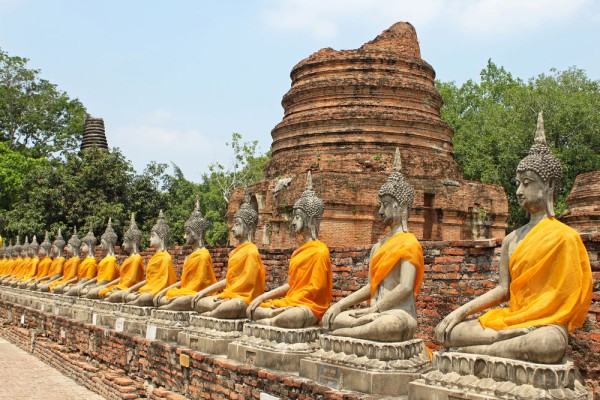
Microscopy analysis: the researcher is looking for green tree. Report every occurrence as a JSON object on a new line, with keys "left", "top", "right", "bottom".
{"left": 438, "top": 61, "right": 600, "bottom": 230}
{"left": 0, "top": 48, "right": 87, "bottom": 158}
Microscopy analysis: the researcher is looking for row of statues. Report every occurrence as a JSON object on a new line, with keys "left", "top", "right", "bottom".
{"left": 0, "top": 113, "right": 592, "bottom": 367}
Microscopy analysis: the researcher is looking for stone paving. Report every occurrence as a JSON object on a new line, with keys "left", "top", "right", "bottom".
{"left": 0, "top": 338, "right": 105, "bottom": 400}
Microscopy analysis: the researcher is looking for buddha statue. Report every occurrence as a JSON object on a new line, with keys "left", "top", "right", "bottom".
{"left": 18, "top": 236, "right": 40, "bottom": 288}
{"left": 38, "top": 230, "right": 67, "bottom": 292}
{"left": 156, "top": 199, "right": 216, "bottom": 310}
{"left": 50, "top": 228, "right": 82, "bottom": 293}
{"left": 2, "top": 237, "right": 22, "bottom": 284}
{"left": 191, "top": 194, "right": 265, "bottom": 319}
{"left": 26, "top": 233, "right": 52, "bottom": 289}
{"left": 124, "top": 210, "right": 177, "bottom": 306}
{"left": 322, "top": 149, "right": 424, "bottom": 341}
{"left": 10, "top": 236, "right": 31, "bottom": 286}
{"left": 100, "top": 213, "right": 145, "bottom": 302}
{"left": 247, "top": 172, "right": 332, "bottom": 328}
{"left": 435, "top": 113, "right": 593, "bottom": 364}
{"left": 0, "top": 242, "right": 14, "bottom": 281}
{"left": 80, "top": 219, "right": 120, "bottom": 297}
{"left": 65, "top": 226, "right": 98, "bottom": 296}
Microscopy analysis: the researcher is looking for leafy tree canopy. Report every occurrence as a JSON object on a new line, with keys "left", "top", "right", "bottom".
{"left": 438, "top": 61, "right": 600, "bottom": 230}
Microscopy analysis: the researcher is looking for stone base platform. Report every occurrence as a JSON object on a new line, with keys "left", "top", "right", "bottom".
{"left": 408, "top": 351, "right": 590, "bottom": 400}
{"left": 178, "top": 315, "right": 246, "bottom": 355}
{"left": 90, "top": 301, "right": 122, "bottom": 328}
{"left": 228, "top": 324, "right": 321, "bottom": 372}
{"left": 116, "top": 304, "right": 153, "bottom": 336}
{"left": 147, "top": 309, "right": 194, "bottom": 343}
{"left": 300, "top": 335, "right": 431, "bottom": 396}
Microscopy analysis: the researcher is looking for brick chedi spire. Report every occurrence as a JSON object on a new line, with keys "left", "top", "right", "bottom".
{"left": 561, "top": 171, "right": 600, "bottom": 233}
{"left": 80, "top": 117, "right": 109, "bottom": 152}
{"left": 230, "top": 22, "right": 508, "bottom": 249}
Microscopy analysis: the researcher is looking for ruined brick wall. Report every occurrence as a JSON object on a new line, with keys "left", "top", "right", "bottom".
{"left": 562, "top": 170, "right": 600, "bottom": 233}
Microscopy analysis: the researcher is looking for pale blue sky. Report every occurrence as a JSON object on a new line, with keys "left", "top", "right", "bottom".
{"left": 1, "top": 0, "right": 599, "bottom": 181}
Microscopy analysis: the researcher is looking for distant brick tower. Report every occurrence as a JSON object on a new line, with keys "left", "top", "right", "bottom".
{"left": 230, "top": 22, "right": 508, "bottom": 248}
{"left": 561, "top": 171, "right": 600, "bottom": 233}
{"left": 80, "top": 117, "right": 109, "bottom": 152}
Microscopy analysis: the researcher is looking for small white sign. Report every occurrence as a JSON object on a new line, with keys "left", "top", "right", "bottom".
{"left": 41, "top": 304, "right": 45, "bottom": 312}
{"left": 115, "top": 317, "right": 125, "bottom": 332}
{"left": 260, "top": 394, "right": 280, "bottom": 400}
{"left": 92, "top": 313, "right": 98, "bottom": 325}
{"left": 146, "top": 324, "right": 157, "bottom": 340}
{"left": 54, "top": 306, "right": 60, "bottom": 316}
{"left": 60, "top": 329, "right": 66, "bottom": 338}
{"left": 20, "top": 315, "right": 25, "bottom": 324}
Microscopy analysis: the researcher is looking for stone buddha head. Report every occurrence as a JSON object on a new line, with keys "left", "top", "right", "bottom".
{"left": 13, "top": 237, "right": 22, "bottom": 258}
{"left": 39, "top": 232, "right": 52, "bottom": 257}
{"left": 378, "top": 148, "right": 414, "bottom": 232}
{"left": 101, "top": 218, "right": 117, "bottom": 254}
{"left": 515, "top": 112, "right": 562, "bottom": 218}
{"left": 80, "top": 226, "right": 97, "bottom": 257}
{"left": 184, "top": 198, "right": 209, "bottom": 248}
{"left": 292, "top": 171, "right": 324, "bottom": 241}
{"left": 67, "top": 227, "right": 81, "bottom": 257}
{"left": 29, "top": 236, "right": 39, "bottom": 258}
{"left": 232, "top": 192, "right": 258, "bottom": 244}
{"left": 150, "top": 210, "right": 169, "bottom": 251}
{"left": 122, "top": 213, "right": 142, "bottom": 255}
{"left": 21, "top": 236, "right": 29, "bottom": 258}
{"left": 52, "top": 229, "right": 66, "bottom": 257}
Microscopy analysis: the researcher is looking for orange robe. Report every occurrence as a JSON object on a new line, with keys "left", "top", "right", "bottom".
{"left": 166, "top": 248, "right": 216, "bottom": 299}
{"left": 479, "top": 218, "right": 592, "bottom": 333}
{"left": 369, "top": 231, "right": 424, "bottom": 300}
{"left": 40, "top": 257, "right": 65, "bottom": 281}
{"left": 49, "top": 257, "right": 81, "bottom": 291}
{"left": 4, "top": 259, "right": 15, "bottom": 277}
{"left": 260, "top": 240, "right": 332, "bottom": 320}
{"left": 97, "top": 256, "right": 120, "bottom": 282}
{"left": 137, "top": 251, "right": 177, "bottom": 295}
{"left": 34, "top": 256, "right": 52, "bottom": 279}
{"left": 218, "top": 242, "right": 265, "bottom": 305}
{"left": 10, "top": 257, "right": 24, "bottom": 278}
{"left": 98, "top": 254, "right": 144, "bottom": 297}
{"left": 77, "top": 257, "right": 98, "bottom": 280}
{"left": 13, "top": 257, "right": 28, "bottom": 279}
{"left": 19, "top": 257, "right": 39, "bottom": 282}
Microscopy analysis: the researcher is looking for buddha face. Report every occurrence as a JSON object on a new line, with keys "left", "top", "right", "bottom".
{"left": 150, "top": 230, "right": 163, "bottom": 249}
{"left": 51, "top": 245, "right": 61, "bottom": 257}
{"left": 184, "top": 226, "right": 198, "bottom": 245}
{"left": 515, "top": 170, "right": 550, "bottom": 215}
{"left": 80, "top": 242, "right": 90, "bottom": 257}
{"left": 291, "top": 209, "right": 308, "bottom": 235}
{"left": 231, "top": 217, "right": 248, "bottom": 242}
{"left": 66, "top": 244, "right": 75, "bottom": 257}
{"left": 122, "top": 237, "right": 132, "bottom": 253}
{"left": 379, "top": 194, "right": 401, "bottom": 227}
{"left": 39, "top": 247, "right": 47, "bottom": 257}
{"left": 21, "top": 248, "right": 27, "bottom": 257}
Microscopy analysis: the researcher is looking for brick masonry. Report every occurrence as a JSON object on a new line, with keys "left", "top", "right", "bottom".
{"left": 1, "top": 234, "right": 598, "bottom": 399}
{"left": 562, "top": 170, "right": 600, "bottom": 233}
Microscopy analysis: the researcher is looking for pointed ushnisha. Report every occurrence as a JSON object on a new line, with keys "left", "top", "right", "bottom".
{"left": 378, "top": 148, "right": 414, "bottom": 210}
{"left": 293, "top": 171, "right": 324, "bottom": 220}
{"left": 234, "top": 189, "right": 259, "bottom": 230}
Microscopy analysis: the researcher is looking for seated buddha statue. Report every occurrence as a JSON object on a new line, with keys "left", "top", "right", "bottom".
{"left": 17, "top": 236, "right": 40, "bottom": 287}
{"left": 322, "top": 149, "right": 424, "bottom": 342}
{"left": 1, "top": 238, "right": 22, "bottom": 284}
{"left": 247, "top": 172, "right": 332, "bottom": 328}
{"left": 191, "top": 194, "right": 265, "bottom": 319}
{"left": 65, "top": 226, "right": 99, "bottom": 296}
{"left": 99, "top": 213, "right": 145, "bottom": 302}
{"left": 8, "top": 236, "right": 29, "bottom": 286}
{"left": 33, "top": 230, "right": 66, "bottom": 290}
{"left": 79, "top": 219, "right": 120, "bottom": 297}
{"left": 435, "top": 113, "right": 593, "bottom": 364}
{"left": 124, "top": 210, "right": 177, "bottom": 306}
{"left": 26, "top": 233, "right": 53, "bottom": 289}
{"left": 50, "top": 228, "right": 83, "bottom": 293}
{"left": 156, "top": 200, "right": 216, "bottom": 310}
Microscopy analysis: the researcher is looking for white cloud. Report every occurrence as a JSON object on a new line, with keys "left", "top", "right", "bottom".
{"left": 260, "top": 0, "right": 592, "bottom": 39}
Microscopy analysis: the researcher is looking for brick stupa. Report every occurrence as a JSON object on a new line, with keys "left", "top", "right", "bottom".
{"left": 561, "top": 171, "right": 600, "bottom": 233}
{"left": 80, "top": 117, "right": 109, "bottom": 152}
{"left": 229, "top": 22, "right": 508, "bottom": 248}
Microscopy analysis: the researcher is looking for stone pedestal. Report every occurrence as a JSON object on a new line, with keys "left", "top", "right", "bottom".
{"left": 408, "top": 352, "right": 590, "bottom": 400}
{"left": 53, "top": 295, "right": 76, "bottom": 318}
{"left": 300, "top": 335, "right": 431, "bottom": 396}
{"left": 68, "top": 298, "right": 97, "bottom": 324}
{"left": 178, "top": 315, "right": 246, "bottom": 355}
{"left": 147, "top": 309, "right": 194, "bottom": 343}
{"left": 91, "top": 301, "right": 122, "bottom": 328}
{"left": 116, "top": 305, "right": 153, "bottom": 336}
{"left": 228, "top": 324, "right": 321, "bottom": 372}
